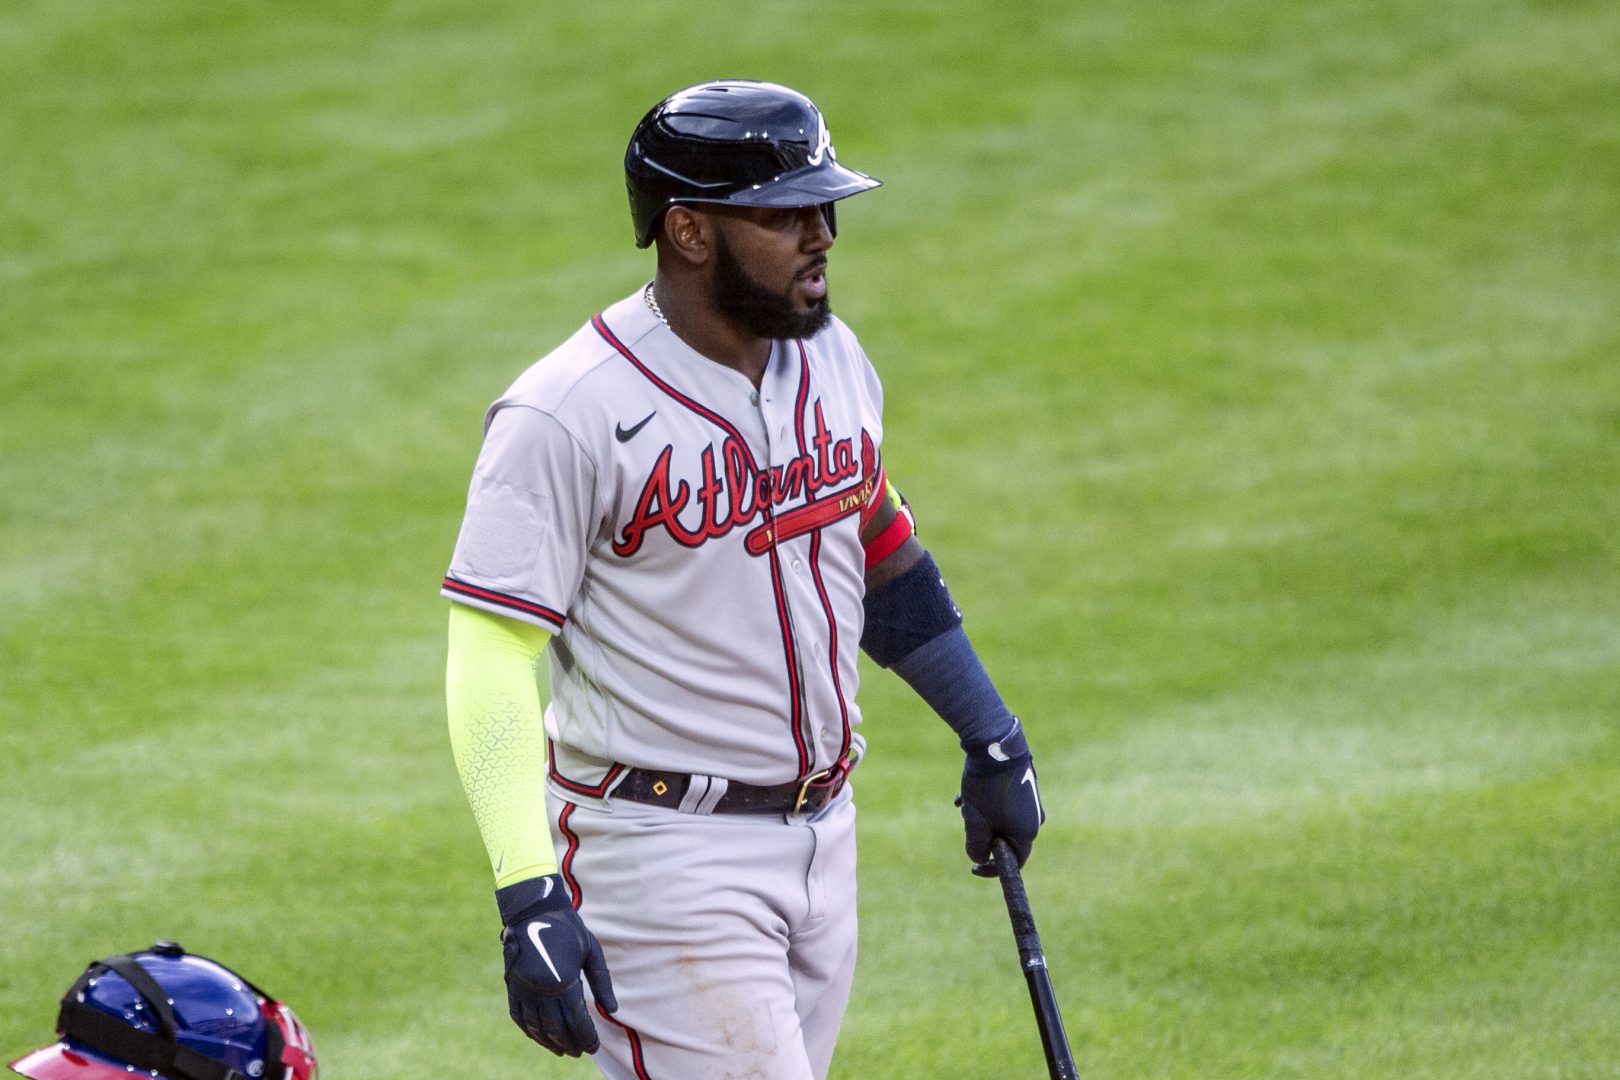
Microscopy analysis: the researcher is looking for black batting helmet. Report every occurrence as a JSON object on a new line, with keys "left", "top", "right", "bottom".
{"left": 625, "top": 80, "right": 882, "bottom": 248}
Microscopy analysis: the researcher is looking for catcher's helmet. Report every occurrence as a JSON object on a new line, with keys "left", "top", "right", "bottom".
{"left": 625, "top": 79, "right": 881, "bottom": 248}
{"left": 8, "top": 942, "right": 317, "bottom": 1080}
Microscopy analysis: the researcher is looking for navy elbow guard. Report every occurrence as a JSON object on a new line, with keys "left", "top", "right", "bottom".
{"left": 863, "top": 551, "right": 1019, "bottom": 751}
{"left": 860, "top": 553, "right": 962, "bottom": 668}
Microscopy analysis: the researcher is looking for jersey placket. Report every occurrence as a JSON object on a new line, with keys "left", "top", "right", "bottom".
{"left": 756, "top": 351, "right": 824, "bottom": 777}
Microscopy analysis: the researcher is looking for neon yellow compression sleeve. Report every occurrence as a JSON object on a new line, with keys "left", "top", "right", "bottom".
{"left": 445, "top": 602, "right": 558, "bottom": 888}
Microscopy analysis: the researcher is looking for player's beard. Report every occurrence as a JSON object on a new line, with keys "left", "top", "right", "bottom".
{"left": 709, "top": 229, "right": 833, "bottom": 341}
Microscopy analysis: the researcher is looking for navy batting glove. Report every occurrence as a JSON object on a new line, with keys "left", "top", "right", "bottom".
{"left": 956, "top": 719, "right": 1045, "bottom": 878}
{"left": 497, "top": 874, "right": 618, "bottom": 1057}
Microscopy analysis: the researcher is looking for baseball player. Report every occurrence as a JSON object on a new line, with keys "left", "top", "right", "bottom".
{"left": 442, "top": 80, "right": 1045, "bottom": 1080}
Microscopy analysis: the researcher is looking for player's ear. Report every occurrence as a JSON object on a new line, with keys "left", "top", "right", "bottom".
{"left": 660, "top": 205, "right": 711, "bottom": 266}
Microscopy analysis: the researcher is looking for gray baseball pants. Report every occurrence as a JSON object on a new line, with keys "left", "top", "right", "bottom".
{"left": 549, "top": 786, "right": 858, "bottom": 1080}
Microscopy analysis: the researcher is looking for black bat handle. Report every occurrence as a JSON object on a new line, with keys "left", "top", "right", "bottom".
{"left": 993, "top": 837, "right": 1078, "bottom": 1080}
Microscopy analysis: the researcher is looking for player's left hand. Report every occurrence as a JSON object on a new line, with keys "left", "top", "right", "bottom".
{"left": 497, "top": 874, "right": 618, "bottom": 1057}
{"left": 956, "top": 719, "right": 1045, "bottom": 878}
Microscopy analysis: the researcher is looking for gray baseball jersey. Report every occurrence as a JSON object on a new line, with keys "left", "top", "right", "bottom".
{"left": 442, "top": 287, "right": 886, "bottom": 792}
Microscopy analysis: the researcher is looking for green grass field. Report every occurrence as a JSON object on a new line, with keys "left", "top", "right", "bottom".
{"left": 4, "top": 1, "right": 1618, "bottom": 1077}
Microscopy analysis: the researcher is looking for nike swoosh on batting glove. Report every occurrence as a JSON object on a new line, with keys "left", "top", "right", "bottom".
{"left": 956, "top": 719, "right": 1045, "bottom": 878}
{"left": 497, "top": 874, "right": 619, "bottom": 1057}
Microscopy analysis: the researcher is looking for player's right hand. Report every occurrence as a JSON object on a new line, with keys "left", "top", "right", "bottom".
{"left": 497, "top": 874, "right": 618, "bottom": 1057}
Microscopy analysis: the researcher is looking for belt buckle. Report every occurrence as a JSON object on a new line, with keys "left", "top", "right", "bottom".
{"left": 792, "top": 756, "right": 853, "bottom": 815}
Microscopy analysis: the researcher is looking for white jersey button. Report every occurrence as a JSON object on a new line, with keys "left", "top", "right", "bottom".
{"left": 750, "top": 391, "right": 761, "bottom": 406}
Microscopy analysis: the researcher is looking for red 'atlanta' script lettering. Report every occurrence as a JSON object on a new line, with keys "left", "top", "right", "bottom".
{"left": 614, "top": 408, "right": 876, "bottom": 557}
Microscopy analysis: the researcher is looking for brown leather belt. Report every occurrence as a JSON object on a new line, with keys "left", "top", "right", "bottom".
{"left": 614, "top": 756, "right": 856, "bottom": 816}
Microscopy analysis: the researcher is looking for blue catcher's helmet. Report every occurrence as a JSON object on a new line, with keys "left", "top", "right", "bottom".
{"left": 8, "top": 942, "right": 317, "bottom": 1080}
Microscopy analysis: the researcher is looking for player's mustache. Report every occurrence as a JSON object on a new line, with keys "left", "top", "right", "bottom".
{"left": 796, "top": 256, "right": 828, "bottom": 280}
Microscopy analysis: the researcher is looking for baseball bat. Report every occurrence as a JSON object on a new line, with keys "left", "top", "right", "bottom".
{"left": 991, "top": 837, "right": 1078, "bottom": 1080}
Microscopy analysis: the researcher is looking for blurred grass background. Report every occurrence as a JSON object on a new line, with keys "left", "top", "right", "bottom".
{"left": 3, "top": 1, "right": 1617, "bottom": 1077}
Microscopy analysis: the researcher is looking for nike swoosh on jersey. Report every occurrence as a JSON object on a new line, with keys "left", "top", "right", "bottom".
{"left": 615, "top": 412, "right": 656, "bottom": 442}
